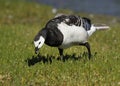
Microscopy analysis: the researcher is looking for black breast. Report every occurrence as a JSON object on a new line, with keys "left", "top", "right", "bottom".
{"left": 44, "top": 17, "right": 64, "bottom": 47}
{"left": 45, "top": 27, "right": 63, "bottom": 47}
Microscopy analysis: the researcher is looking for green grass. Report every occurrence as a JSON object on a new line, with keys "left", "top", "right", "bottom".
{"left": 0, "top": 0, "right": 120, "bottom": 86}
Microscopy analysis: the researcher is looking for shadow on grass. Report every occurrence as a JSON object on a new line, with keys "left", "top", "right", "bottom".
{"left": 26, "top": 54, "right": 54, "bottom": 66}
{"left": 26, "top": 52, "right": 97, "bottom": 66}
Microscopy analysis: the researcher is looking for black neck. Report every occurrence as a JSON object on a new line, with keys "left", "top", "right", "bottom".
{"left": 34, "top": 28, "right": 47, "bottom": 41}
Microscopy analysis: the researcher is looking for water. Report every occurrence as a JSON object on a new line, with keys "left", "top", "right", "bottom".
{"left": 32, "top": 0, "right": 120, "bottom": 17}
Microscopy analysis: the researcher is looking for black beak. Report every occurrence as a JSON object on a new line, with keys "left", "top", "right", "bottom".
{"left": 35, "top": 47, "right": 39, "bottom": 54}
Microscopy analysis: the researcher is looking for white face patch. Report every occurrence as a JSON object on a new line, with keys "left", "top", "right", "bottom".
{"left": 34, "top": 36, "right": 45, "bottom": 49}
{"left": 57, "top": 22, "right": 88, "bottom": 49}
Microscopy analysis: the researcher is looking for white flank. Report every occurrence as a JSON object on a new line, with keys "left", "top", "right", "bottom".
{"left": 57, "top": 22, "right": 88, "bottom": 49}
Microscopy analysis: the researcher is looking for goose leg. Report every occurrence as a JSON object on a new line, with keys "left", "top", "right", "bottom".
{"left": 79, "top": 42, "right": 91, "bottom": 59}
{"left": 58, "top": 48, "right": 64, "bottom": 61}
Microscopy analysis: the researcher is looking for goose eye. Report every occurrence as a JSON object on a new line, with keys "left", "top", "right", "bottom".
{"left": 39, "top": 42, "right": 41, "bottom": 44}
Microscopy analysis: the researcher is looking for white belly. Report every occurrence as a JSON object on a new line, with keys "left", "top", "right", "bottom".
{"left": 58, "top": 22, "right": 88, "bottom": 49}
